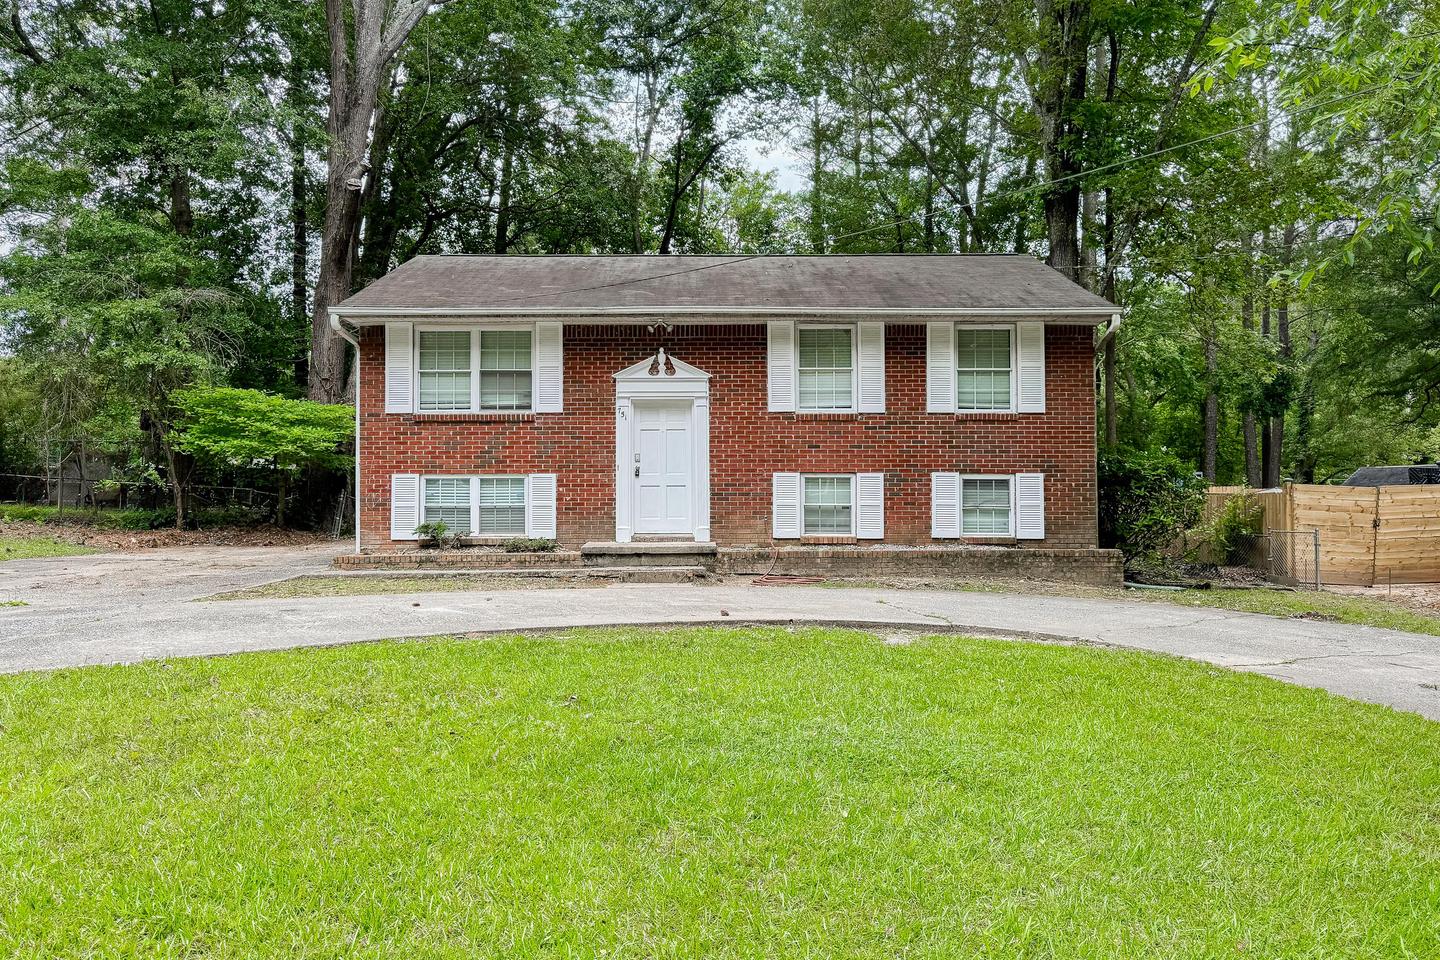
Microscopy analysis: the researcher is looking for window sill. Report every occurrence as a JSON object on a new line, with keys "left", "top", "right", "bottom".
{"left": 953, "top": 411, "right": 1021, "bottom": 421}
{"left": 788, "top": 412, "right": 868, "bottom": 420}
{"left": 403, "top": 412, "right": 536, "bottom": 423}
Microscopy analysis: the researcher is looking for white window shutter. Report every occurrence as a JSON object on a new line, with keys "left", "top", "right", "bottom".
{"left": 1015, "top": 472, "right": 1045, "bottom": 540}
{"left": 767, "top": 321, "right": 796, "bottom": 412}
{"left": 1017, "top": 322, "right": 1046, "bottom": 413}
{"left": 856, "top": 472, "right": 884, "bottom": 539}
{"left": 926, "top": 322, "right": 955, "bottom": 413}
{"left": 533, "top": 321, "right": 564, "bottom": 412}
{"left": 772, "top": 472, "right": 801, "bottom": 539}
{"left": 385, "top": 322, "right": 414, "bottom": 413}
{"left": 525, "top": 473, "right": 558, "bottom": 539}
{"left": 857, "top": 322, "right": 886, "bottom": 413}
{"left": 931, "top": 472, "right": 960, "bottom": 539}
{"left": 390, "top": 473, "right": 420, "bottom": 540}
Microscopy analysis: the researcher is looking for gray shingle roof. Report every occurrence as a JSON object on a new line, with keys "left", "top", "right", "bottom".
{"left": 1345, "top": 465, "right": 1440, "bottom": 486}
{"left": 333, "top": 255, "right": 1117, "bottom": 318}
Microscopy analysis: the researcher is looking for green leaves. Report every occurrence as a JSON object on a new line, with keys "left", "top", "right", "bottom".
{"left": 171, "top": 388, "right": 354, "bottom": 473}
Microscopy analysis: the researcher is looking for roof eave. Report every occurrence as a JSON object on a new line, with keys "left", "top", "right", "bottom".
{"left": 329, "top": 305, "right": 1119, "bottom": 322}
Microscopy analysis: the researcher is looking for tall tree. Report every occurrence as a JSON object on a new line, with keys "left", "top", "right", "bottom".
{"left": 309, "top": 0, "right": 440, "bottom": 403}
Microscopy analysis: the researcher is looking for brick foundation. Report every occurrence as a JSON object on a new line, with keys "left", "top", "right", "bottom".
{"left": 357, "top": 323, "right": 1099, "bottom": 556}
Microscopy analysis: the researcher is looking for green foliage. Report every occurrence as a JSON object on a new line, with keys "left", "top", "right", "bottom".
{"left": 171, "top": 388, "right": 353, "bottom": 473}
{"left": 1099, "top": 449, "right": 1208, "bottom": 560}
{"left": 414, "top": 521, "right": 456, "bottom": 549}
{"left": 1202, "top": 494, "right": 1266, "bottom": 566}
{"left": 502, "top": 537, "right": 558, "bottom": 553}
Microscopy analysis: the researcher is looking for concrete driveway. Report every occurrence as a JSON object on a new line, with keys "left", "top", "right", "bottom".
{"left": 3, "top": 544, "right": 1439, "bottom": 720}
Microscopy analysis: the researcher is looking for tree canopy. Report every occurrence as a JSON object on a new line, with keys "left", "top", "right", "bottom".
{"left": 1, "top": 0, "right": 1435, "bottom": 501}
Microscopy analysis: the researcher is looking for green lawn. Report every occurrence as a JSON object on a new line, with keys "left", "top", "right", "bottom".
{"left": 0, "top": 535, "right": 96, "bottom": 562}
{"left": 2, "top": 627, "right": 1437, "bottom": 958}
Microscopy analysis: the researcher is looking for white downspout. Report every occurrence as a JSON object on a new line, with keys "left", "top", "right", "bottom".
{"left": 1096, "top": 311, "right": 1123, "bottom": 349}
{"left": 329, "top": 312, "right": 362, "bottom": 553}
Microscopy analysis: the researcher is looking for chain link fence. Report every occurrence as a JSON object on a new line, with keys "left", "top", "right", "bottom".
{"left": 1233, "top": 529, "right": 1322, "bottom": 590}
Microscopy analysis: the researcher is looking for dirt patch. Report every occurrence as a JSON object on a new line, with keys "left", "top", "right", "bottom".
{"left": 0, "top": 519, "right": 331, "bottom": 552}
{"left": 1329, "top": 583, "right": 1440, "bottom": 617}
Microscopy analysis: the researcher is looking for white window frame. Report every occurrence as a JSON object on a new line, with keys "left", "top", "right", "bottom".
{"left": 801, "top": 473, "right": 856, "bottom": 536}
{"left": 955, "top": 323, "right": 1017, "bottom": 413}
{"left": 959, "top": 474, "right": 1015, "bottom": 538}
{"left": 796, "top": 323, "right": 859, "bottom": 414}
{"left": 420, "top": 474, "right": 529, "bottom": 538}
{"left": 421, "top": 474, "right": 476, "bottom": 535}
{"left": 413, "top": 324, "right": 535, "bottom": 414}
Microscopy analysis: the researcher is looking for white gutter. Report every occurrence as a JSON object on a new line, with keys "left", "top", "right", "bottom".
{"left": 329, "top": 314, "right": 363, "bottom": 554}
{"left": 330, "top": 305, "right": 1118, "bottom": 321}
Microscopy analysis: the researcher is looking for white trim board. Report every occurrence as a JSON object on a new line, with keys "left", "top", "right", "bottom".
{"left": 613, "top": 352, "right": 711, "bottom": 544}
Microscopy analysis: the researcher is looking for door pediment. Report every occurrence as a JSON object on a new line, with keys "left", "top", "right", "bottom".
{"left": 614, "top": 349, "right": 711, "bottom": 390}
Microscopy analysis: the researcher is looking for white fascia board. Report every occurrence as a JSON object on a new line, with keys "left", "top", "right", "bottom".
{"left": 329, "top": 306, "right": 1116, "bottom": 323}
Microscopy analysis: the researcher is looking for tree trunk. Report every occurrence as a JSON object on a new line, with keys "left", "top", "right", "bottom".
{"left": 1101, "top": 185, "right": 1118, "bottom": 449}
{"left": 496, "top": 136, "right": 514, "bottom": 254}
{"left": 1239, "top": 232, "right": 1260, "bottom": 486}
{"left": 1294, "top": 327, "right": 1319, "bottom": 483}
{"left": 1014, "top": 155, "right": 1036, "bottom": 253}
{"left": 1269, "top": 221, "right": 1296, "bottom": 485}
{"left": 1202, "top": 333, "right": 1219, "bottom": 481}
{"left": 1032, "top": 0, "right": 1091, "bottom": 283}
{"left": 807, "top": 97, "right": 826, "bottom": 253}
{"left": 309, "top": 0, "right": 434, "bottom": 404}
{"left": 169, "top": 167, "right": 193, "bottom": 237}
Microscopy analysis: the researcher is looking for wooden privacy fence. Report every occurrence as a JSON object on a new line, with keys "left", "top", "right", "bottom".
{"left": 1208, "top": 483, "right": 1440, "bottom": 586}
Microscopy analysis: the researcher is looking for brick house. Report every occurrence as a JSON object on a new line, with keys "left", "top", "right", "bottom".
{"left": 330, "top": 255, "right": 1119, "bottom": 573}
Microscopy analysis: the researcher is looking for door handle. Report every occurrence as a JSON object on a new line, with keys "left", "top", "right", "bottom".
{"left": 634, "top": 466, "right": 640, "bottom": 477}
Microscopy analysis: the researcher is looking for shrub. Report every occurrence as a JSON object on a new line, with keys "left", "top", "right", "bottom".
{"left": 414, "top": 521, "right": 457, "bottom": 549}
{"left": 502, "top": 537, "right": 558, "bottom": 553}
{"left": 1098, "top": 449, "right": 1207, "bottom": 561}
{"left": 1203, "top": 494, "right": 1266, "bottom": 566}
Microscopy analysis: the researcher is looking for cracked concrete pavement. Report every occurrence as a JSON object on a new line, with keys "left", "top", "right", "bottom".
{"left": 2, "top": 544, "right": 1439, "bottom": 720}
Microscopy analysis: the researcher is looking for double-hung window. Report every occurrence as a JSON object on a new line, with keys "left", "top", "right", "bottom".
{"left": 422, "top": 476, "right": 528, "bottom": 537}
{"left": 803, "top": 475, "right": 853, "bottom": 535}
{"left": 423, "top": 477, "right": 473, "bottom": 534}
{"left": 476, "top": 477, "right": 527, "bottom": 535}
{"left": 479, "top": 330, "right": 533, "bottom": 411}
{"left": 956, "top": 326, "right": 1014, "bottom": 411}
{"left": 416, "top": 328, "right": 534, "bottom": 412}
{"left": 798, "top": 326, "right": 854, "bottom": 412}
{"left": 961, "top": 476, "right": 1012, "bottom": 536}
{"left": 418, "top": 331, "right": 473, "bottom": 412}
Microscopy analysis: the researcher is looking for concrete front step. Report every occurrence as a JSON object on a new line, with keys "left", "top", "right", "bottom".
{"left": 328, "top": 565, "right": 713, "bottom": 584}
{"left": 580, "top": 541, "right": 719, "bottom": 568}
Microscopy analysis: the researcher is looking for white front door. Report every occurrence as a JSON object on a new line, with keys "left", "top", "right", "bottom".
{"left": 632, "top": 400, "right": 693, "bottom": 535}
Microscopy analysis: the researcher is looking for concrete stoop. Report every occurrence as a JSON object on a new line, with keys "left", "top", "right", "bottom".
{"left": 580, "top": 541, "right": 719, "bottom": 568}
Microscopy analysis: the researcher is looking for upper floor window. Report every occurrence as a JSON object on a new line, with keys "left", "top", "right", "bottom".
{"left": 479, "top": 330, "right": 533, "bottom": 411}
{"left": 956, "top": 326, "right": 1014, "bottom": 411}
{"left": 418, "top": 331, "right": 472, "bottom": 411}
{"left": 416, "top": 327, "right": 533, "bottom": 413}
{"left": 798, "top": 326, "right": 854, "bottom": 412}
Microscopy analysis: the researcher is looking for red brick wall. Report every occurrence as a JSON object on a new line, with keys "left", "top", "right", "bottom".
{"left": 356, "top": 323, "right": 1098, "bottom": 549}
